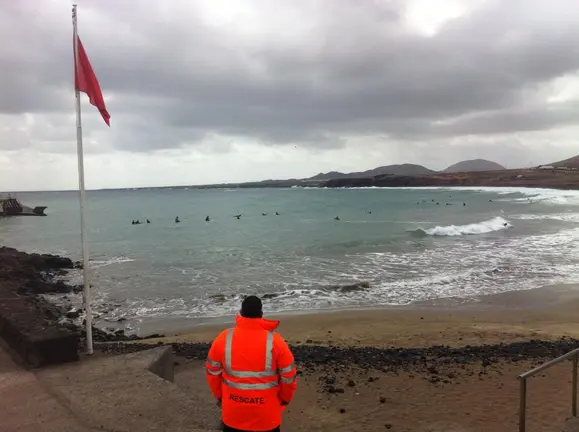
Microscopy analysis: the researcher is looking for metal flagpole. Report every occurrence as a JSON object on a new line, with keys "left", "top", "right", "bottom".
{"left": 72, "top": 4, "right": 93, "bottom": 355}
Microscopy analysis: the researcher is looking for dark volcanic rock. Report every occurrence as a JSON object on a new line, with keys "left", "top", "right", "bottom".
{"left": 0, "top": 247, "right": 152, "bottom": 364}
{"left": 66, "top": 309, "right": 82, "bottom": 319}
{"left": 96, "top": 337, "right": 579, "bottom": 385}
{"left": 0, "top": 292, "right": 79, "bottom": 366}
{"left": 142, "top": 333, "right": 164, "bottom": 339}
{"left": 327, "top": 387, "right": 345, "bottom": 394}
{"left": 0, "top": 247, "right": 77, "bottom": 295}
{"left": 321, "top": 169, "right": 579, "bottom": 190}
{"left": 0, "top": 247, "right": 140, "bottom": 342}
{"left": 327, "top": 281, "right": 370, "bottom": 293}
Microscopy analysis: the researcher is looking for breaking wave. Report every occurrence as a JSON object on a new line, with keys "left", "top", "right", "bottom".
{"left": 411, "top": 216, "right": 511, "bottom": 237}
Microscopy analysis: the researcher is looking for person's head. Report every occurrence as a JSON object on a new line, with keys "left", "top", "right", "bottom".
{"left": 240, "top": 295, "right": 263, "bottom": 318}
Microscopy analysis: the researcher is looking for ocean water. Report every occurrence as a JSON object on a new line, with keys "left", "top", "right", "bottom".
{"left": 2, "top": 186, "right": 579, "bottom": 334}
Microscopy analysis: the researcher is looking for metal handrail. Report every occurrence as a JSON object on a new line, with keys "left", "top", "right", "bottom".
{"left": 518, "top": 347, "right": 579, "bottom": 432}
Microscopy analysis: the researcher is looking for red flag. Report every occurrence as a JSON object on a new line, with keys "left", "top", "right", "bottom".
{"left": 74, "top": 36, "right": 110, "bottom": 126}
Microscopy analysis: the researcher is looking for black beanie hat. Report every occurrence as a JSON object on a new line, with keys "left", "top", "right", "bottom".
{"left": 241, "top": 295, "right": 263, "bottom": 318}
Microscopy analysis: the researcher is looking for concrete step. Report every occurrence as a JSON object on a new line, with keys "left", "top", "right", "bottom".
{"left": 36, "top": 347, "right": 219, "bottom": 432}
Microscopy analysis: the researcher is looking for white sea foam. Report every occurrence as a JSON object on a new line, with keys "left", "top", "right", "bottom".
{"left": 414, "top": 216, "right": 511, "bottom": 237}
{"left": 400, "top": 186, "right": 579, "bottom": 205}
{"left": 91, "top": 256, "right": 135, "bottom": 269}
{"left": 512, "top": 213, "right": 579, "bottom": 222}
{"left": 61, "top": 185, "right": 579, "bottom": 332}
{"left": 306, "top": 185, "right": 579, "bottom": 206}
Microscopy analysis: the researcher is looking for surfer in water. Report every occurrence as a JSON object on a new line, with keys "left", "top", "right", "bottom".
{"left": 205, "top": 216, "right": 210, "bottom": 222}
{"left": 334, "top": 216, "right": 340, "bottom": 221}
{"left": 234, "top": 214, "right": 242, "bottom": 219}
{"left": 175, "top": 216, "right": 180, "bottom": 223}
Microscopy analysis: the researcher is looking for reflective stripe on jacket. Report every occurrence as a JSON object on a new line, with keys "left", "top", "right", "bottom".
{"left": 205, "top": 314, "right": 297, "bottom": 431}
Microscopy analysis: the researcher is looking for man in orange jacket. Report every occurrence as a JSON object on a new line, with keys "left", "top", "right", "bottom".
{"left": 205, "top": 296, "right": 297, "bottom": 432}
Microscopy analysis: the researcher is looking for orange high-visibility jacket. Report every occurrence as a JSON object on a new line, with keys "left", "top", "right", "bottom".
{"left": 205, "top": 315, "right": 298, "bottom": 431}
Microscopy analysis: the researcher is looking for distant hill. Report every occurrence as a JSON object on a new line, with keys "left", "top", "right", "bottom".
{"left": 443, "top": 159, "right": 505, "bottom": 173}
{"left": 308, "top": 164, "right": 434, "bottom": 180}
{"left": 551, "top": 155, "right": 579, "bottom": 168}
{"left": 308, "top": 171, "right": 348, "bottom": 181}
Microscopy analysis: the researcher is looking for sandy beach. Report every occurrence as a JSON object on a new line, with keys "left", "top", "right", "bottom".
{"left": 2, "top": 244, "right": 579, "bottom": 430}
{"left": 125, "top": 284, "right": 579, "bottom": 432}
{"left": 146, "top": 283, "right": 579, "bottom": 347}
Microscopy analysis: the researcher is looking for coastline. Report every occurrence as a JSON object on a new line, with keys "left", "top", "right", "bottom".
{"left": 175, "top": 168, "right": 579, "bottom": 191}
{"left": 103, "top": 281, "right": 579, "bottom": 388}
{"left": 0, "top": 246, "right": 158, "bottom": 344}
{"left": 10, "top": 167, "right": 579, "bottom": 192}
{"left": 134, "top": 282, "right": 579, "bottom": 343}
{"left": 3, "top": 246, "right": 579, "bottom": 430}
{"left": 110, "top": 282, "right": 579, "bottom": 431}
{"left": 3, "top": 243, "right": 579, "bottom": 348}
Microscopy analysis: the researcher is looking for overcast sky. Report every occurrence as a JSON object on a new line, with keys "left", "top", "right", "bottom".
{"left": 2, "top": 0, "right": 579, "bottom": 191}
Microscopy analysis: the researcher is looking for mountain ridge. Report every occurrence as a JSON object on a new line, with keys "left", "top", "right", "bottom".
{"left": 550, "top": 155, "right": 579, "bottom": 168}
{"left": 308, "top": 163, "right": 435, "bottom": 180}
{"left": 307, "top": 159, "right": 504, "bottom": 181}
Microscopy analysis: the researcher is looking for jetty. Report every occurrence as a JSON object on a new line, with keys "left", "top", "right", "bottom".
{"left": 0, "top": 195, "right": 46, "bottom": 216}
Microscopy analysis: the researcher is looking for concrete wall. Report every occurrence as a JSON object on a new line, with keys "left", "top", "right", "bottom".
{"left": 147, "top": 344, "right": 175, "bottom": 382}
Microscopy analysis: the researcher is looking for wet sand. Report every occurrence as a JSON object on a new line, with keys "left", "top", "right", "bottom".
{"left": 147, "top": 283, "right": 579, "bottom": 347}
{"left": 124, "top": 284, "right": 579, "bottom": 432}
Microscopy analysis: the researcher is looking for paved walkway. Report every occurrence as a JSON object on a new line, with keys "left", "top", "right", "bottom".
{"left": 36, "top": 348, "right": 218, "bottom": 432}
{"left": 0, "top": 344, "right": 96, "bottom": 432}
{"left": 0, "top": 343, "right": 217, "bottom": 432}
{"left": 5, "top": 340, "right": 574, "bottom": 432}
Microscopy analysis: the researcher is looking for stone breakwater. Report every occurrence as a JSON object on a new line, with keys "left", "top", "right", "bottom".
{"left": 98, "top": 337, "right": 579, "bottom": 387}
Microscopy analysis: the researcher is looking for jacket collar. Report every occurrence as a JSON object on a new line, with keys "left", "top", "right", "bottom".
{"left": 235, "top": 314, "right": 280, "bottom": 331}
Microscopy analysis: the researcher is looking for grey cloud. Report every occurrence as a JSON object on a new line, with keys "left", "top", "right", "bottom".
{"left": 1, "top": 0, "right": 579, "bottom": 152}
{"left": 429, "top": 103, "right": 579, "bottom": 137}
{"left": 111, "top": 121, "right": 207, "bottom": 152}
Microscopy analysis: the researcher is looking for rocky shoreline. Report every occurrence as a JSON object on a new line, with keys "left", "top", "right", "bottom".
{"left": 177, "top": 167, "right": 579, "bottom": 190}
{"left": 4, "top": 246, "right": 579, "bottom": 379}
{"left": 0, "top": 246, "right": 160, "bottom": 345}
{"left": 98, "top": 337, "right": 579, "bottom": 388}
{"left": 322, "top": 168, "right": 579, "bottom": 189}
